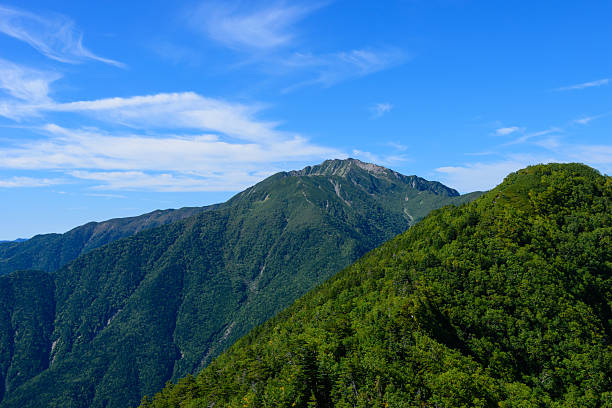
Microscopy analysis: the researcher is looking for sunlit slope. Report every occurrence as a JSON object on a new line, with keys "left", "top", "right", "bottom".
{"left": 0, "top": 159, "right": 477, "bottom": 408}
{"left": 0, "top": 206, "right": 211, "bottom": 276}
{"left": 143, "top": 163, "right": 611, "bottom": 407}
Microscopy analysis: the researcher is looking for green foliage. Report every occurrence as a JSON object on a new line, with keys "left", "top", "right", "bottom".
{"left": 0, "top": 159, "right": 471, "bottom": 408}
{"left": 0, "top": 206, "right": 210, "bottom": 276}
{"left": 141, "top": 163, "right": 611, "bottom": 408}
{"left": 0, "top": 271, "right": 55, "bottom": 402}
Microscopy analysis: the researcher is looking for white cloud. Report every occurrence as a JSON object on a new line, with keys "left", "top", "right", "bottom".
{"left": 435, "top": 160, "right": 533, "bottom": 192}
{"left": 0, "top": 5, "right": 123, "bottom": 67}
{"left": 69, "top": 170, "right": 265, "bottom": 192}
{"left": 0, "top": 58, "right": 61, "bottom": 119}
{"left": 0, "top": 90, "right": 294, "bottom": 144}
{"left": 533, "top": 136, "right": 562, "bottom": 150}
{"left": 436, "top": 140, "right": 612, "bottom": 193}
{"left": 0, "top": 58, "right": 60, "bottom": 102}
{"left": 371, "top": 103, "right": 393, "bottom": 119}
{"left": 569, "top": 145, "right": 612, "bottom": 166}
{"left": 351, "top": 149, "right": 409, "bottom": 166}
{"left": 436, "top": 153, "right": 564, "bottom": 193}
{"left": 0, "top": 123, "right": 344, "bottom": 191}
{"left": 504, "top": 127, "right": 563, "bottom": 146}
{"left": 556, "top": 78, "right": 609, "bottom": 91}
{"left": 0, "top": 81, "right": 348, "bottom": 191}
{"left": 0, "top": 176, "right": 64, "bottom": 188}
{"left": 46, "top": 92, "right": 284, "bottom": 142}
{"left": 574, "top": 116, "right": 596, "bottom": 125}
{"left": 283, "top": 48, "right": 406, "bottom": 91}
{"left": 191, "top": 1, "right": 321, "bottom": 51}
{"left": 572, "top": 112, "right": 610, "bottom": 125}
{"left": 387, "top": 141, "right": 408, "bottom": 151}
{"left": 494, "top": 126, "right": 521, "bottom": 136}
{"left": 187, "top": 2, "right": 406, "bottom": 90}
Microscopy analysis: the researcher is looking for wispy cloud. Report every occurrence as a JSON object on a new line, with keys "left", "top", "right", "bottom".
{"left": 0, "top": 117, "right": 343, "bottom": 192}
{"left": 436, "top": 156, "right": 559, "bottom": 192}
{"left": 574, "top": 116, "right": 597, "bottom": 125}
{"left": 437, "top": 139, "right": 612, "bottom": 192}
{"left": 46, "top": 92, "right": 283, "bottom": 142}
{"left": 283, "top": 47, "right": 406, "bottom": 91}
{"left": 69, "top": 170, "right": 264, "bottom": 192}
{"left": 0, "top": 5, "right": 123, "bottom": 67}
{"left": 370, "top": 102, "right": 393, "bottom": 119}
{"left": 351, "top": 149, "right": 409, "bottom": 166}
{"left": 0, "top": 66, "right": 347, "bottom": 191}
{"left": 185, "top": 2, "right": 406, "bottom": 90}
{"left": 0, "top": 59, "right": 62, "bottom": 120}
{"left": 85, "top": 192, "right": 127, "bottom": 199}
{"left": 572, "top": 112, "right": 610, "bottom": 125}
{"left": 191, "top": 1, "right": 321, "bottom": 51}
{"left": 503, "top": 127, "right": 562, "bottom": 146}
{"left": 556, "top": 78, "right": 609, "bottom": 91}
{"left": 387, "top": 141, "right": 408, "bottom": 151}
{"left": 568, "top": 145, "right": 612, "bottom": 166}
{"left": 0, "top": 176, "right": 64, "bottom": 188}
{"left": 494, "top": 126, "right": 521, "bottom": 136}
{"left": 0, "top": 58, "right": 60, "bottom": 102}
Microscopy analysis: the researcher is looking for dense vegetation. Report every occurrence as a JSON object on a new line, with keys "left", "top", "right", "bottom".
{"left": 141, "top": 163, "right": 611, "bottom": 407}
{"left": 0, "top": 271, "right": 55, "bottom": 403}
{"left": 0, "top": 159, "right": 476, "bottom": 408}
{"left": 0, "top": 206, "right": 210, "bottom": 276}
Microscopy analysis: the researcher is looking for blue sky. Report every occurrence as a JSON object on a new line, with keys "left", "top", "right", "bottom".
{"left": 0, "top": 0, "right": 610, "bottom": 239}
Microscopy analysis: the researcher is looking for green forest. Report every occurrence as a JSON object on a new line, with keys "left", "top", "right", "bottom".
{"left": 141, "top": 163, "right": 612, "bottom": 407}
{"left": 0, "top": 206, "right": 209, "bottom": 276}
{"left": 0, "top": 159, "right": 477, "bottom": 408}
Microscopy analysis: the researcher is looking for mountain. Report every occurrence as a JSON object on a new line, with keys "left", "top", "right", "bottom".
{"left": 0, "top": 206, "right": 213, "bottom": 276}
{"left": 141, "top": 163, "right": 611, "bottom": 407}
{"left": 0, "top": 239, "right": 27, "bottom": 244}
{"left": 0, "top": 159, "right": 480, "bottom": 408}
{"left": 0, "top": 271, "right": 54, "bottom": 403}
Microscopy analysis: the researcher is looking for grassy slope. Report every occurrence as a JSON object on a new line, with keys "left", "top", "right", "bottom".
{"left": 142, "top": 163, "right": 611, "bottom": 408}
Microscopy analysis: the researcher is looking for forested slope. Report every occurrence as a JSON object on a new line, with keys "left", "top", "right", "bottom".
{"left": 0, "top": 206, "right": 211, "bottom": 276}
{"left": 0, "top": 159, "right": 478, "bottom": 408}
{"left": 142, "top": 163, "right": 611, "bottom": 408}
{"left": 0, "top": 271, "right": 55, "bottom": 403}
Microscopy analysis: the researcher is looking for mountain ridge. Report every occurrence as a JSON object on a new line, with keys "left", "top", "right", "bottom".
{"left": 140, "top": 163, "right": 611, "bottom": 407}
{"left": 0, "top": 159, "right": 470, "bottom": 277}
{"left": 288, "top": 158, "right": 459, "bottom": 196}
{"left": 0, "top": 206, "right": 214, "bottom": 276}
{"left": 0, "top": 159, "right": 481, "bottom": 408}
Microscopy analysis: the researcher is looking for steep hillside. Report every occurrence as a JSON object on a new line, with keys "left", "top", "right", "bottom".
{"left": 0, "top": 271, "right": 55, "bottom": 403}
{"left": 0, "top": 159, "right": 478, "bottom": 408}
{"left": 142, "top": 163, "right": 611, "bottom": 407}
{"left": 0, "top": 206, "right": 212, "bottom": 276}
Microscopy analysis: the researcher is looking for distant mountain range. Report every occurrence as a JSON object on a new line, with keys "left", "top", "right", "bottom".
{"left": 0, "top": 206, "right": 212, "bottom": 276}
{"left": 0, "top": 159, "right": 482, "bottom": 408}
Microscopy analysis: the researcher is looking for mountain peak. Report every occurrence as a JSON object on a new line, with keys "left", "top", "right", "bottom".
{"left": 287, "top": 158, "right": 459, "bottom": 197}
{"left": 290, "top": 158, "right": 396, "bottom": 178}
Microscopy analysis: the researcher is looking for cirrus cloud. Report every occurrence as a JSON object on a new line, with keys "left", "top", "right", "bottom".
{"left": 555, "top": 78, "right": 609, "bottom": 91}
{"left": 494, "top": 126, "right": 521, "bottom": 136}
{"left": 191, "top": 1, "right": 322, "bottom": 51}
{"left": 0, "top": 4, "right": 123, "bottom": 67}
